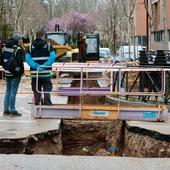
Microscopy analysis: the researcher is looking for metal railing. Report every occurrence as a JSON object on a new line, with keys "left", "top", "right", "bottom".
{"left": 35, "top": 63, "right": 166, "bottom": 98}
{"left": 0, "top": 63, "right": 168, "bottom": 101}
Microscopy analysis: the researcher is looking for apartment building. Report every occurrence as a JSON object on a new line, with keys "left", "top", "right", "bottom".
{"left": 134, "top": 0, "right": 170, "bottom": 50}
{"left": 134, "top": 0, "right": 146, "bottom": 46}
{"left": 151, "top": 0, "right": 170, "bottom": 50}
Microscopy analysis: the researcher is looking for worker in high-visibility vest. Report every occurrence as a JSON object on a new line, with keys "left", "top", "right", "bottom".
{"left": 25, "top": 30, "right": 56, "bottom": 105}
{"left": 1, "top": 33, "right": 24, "bottom": 117}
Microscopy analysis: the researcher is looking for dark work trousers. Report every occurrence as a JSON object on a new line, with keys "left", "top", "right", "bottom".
{"left": 31, "top": 77, "right": 52, "bottom": 105}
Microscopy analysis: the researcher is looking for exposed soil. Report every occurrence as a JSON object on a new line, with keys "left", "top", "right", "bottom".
{"left": 62, "top": 120, "right": 122, "bottom": 156}
{"left": 62, "top": 120, "right": 109, "bottom": 155}
{"left": 68, "top": 80, "right": 105, "bottom": 104}
{"left": 122, "top": 125, "right": 170, "bottom": 157}
{"left": 62, "top": 120, "right": 170, "bottom": 157}
{"left": 64, "top": 79, "right": 122, "bottom": 156}
{"left": 0, "top": 130, "right": 62, "bottom": 154}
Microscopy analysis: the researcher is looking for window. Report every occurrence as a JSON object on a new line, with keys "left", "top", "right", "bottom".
{"left": 137, "top": 36, "right": 146, "bottom": 46}
{"left": 168, "top": 30, "right": 170, "bottom": 42}
{"left": 86, "top": 38, "right": 98, "bottom": 53}
{"left": 47, "top": 33, "right": 67, "bottom": 45}
{"left": 154, "top": 31, "right": 163, "bottom": 42}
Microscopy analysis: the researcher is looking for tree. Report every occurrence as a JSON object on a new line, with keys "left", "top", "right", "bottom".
{"left": 122, "top": 0, "right": 136, "bottom": 59}
{"left": 21, "top": 0, "right": 48, "bottom": 39}
{"left": 96, "top": 0, "right": 124, "bottom": 53}
{"left": 46, "top": 11, "right": 96, "bottom": 39}
{"left": 13, "top": 0, "right": 26, "bottom": 32}
{"left": 0, "top": 0, "right": 49, "bottom": 40}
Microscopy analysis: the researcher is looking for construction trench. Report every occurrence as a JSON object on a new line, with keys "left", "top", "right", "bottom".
{"left": 0, "top": 78, "right": 170, "bottom": 158}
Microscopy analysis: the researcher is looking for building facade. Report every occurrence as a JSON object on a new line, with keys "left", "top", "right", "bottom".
{"left": 151, "top": 0, "right": 170, "bottom": 50}
{"left": 134, "top": 0, "right": 147, "bottom": 46}
{"left": 134, "top": 0, "right": 170, "bottom": 50}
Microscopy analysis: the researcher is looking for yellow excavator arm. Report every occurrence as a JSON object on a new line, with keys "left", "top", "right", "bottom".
{"left": 52, "top": 44, "right": 72, "bottom": 58}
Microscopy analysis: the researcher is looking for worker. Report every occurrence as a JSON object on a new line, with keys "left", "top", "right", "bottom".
{"left": 25, "top": 30, "right": 56, "bottom": 105}
{"left": 77, "top": 32, "right": 87, "bottom": 62}
{"left": 1, "top": 33, "right": 24, "bottom": 117}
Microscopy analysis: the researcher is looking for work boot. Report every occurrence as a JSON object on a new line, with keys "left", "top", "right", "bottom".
{"left": 10, "top": 111, "right": 22, "bottom": 117}
{"left": 3, "top": 111, "right": 10, "bottom": 116}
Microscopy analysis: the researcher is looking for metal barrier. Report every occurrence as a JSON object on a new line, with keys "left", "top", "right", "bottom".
{"left": 32, "top": 63, "right": 168, "bottom": 121}
{"left": 34, "top": 64, "right": 165, "bottom": 97}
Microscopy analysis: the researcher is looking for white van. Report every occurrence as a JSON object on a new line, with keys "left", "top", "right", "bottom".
{"left": 117, "top": 45, "right": 144, "bottom": 61}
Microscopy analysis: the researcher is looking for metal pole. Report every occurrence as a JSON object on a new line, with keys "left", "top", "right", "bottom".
{"left": 146, "top": 0, "right": 149, "bottom": 51}
{"left": 163, "top": 0, "right": 168, "bottom": 49}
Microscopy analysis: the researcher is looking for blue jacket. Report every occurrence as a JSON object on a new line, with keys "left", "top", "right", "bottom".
{"left": 25, "top": 38, "right": 56, "bottom": 78}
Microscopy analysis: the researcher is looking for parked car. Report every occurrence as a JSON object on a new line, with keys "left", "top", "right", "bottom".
{"left": 117, "top": 45, "right": 145, "bottom": 61}
{"left": 99, "top": 48, "right": 115, "bottom": 63}
{"left": 114, "top": 56, "right": 129, "bottom": 62}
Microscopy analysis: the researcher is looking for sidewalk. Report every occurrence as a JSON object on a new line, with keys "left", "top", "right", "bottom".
{"left": 0, "top": 155, "right": 169, "bottom": 170}
{"left": 0, "top": 94, "right": 64, "bottom": 139}
{"left": 127, "top": 111, "right": 170, "bottom": 135}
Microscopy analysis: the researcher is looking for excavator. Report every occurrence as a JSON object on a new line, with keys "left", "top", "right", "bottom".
{"left": 74, "top": 31, "right": 100, "bottom": 62}
{"left": 46, "top": 28, "right": 100, "bottom": 63}
{"left": 46, "top": 24, "right": 77, "bottom": 62}
{"left": 22, "top": 24, "right": 100, "bottom": 63}
{"left": 46, "top": 31, "right": 73, "bottom": 62}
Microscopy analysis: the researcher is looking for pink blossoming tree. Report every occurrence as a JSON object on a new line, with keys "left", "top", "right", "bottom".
{"left": 46, "top": 11, "right": 96, "bottom": 40}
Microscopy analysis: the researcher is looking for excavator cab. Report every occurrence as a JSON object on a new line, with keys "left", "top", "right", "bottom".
{"left": 46, "top": 31, "right": 72, "bottom": 62}
{"left": 46, "top": 32, "right": 70, "bottom": 46}
{"left": 85, "top": 33, "right": 99, "bottom": 62}
{"left": 77, "top": 32, "right": 100, "bottom": 62}
{"left": 46, "top": 24, "right": 74, "bottom": 62}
